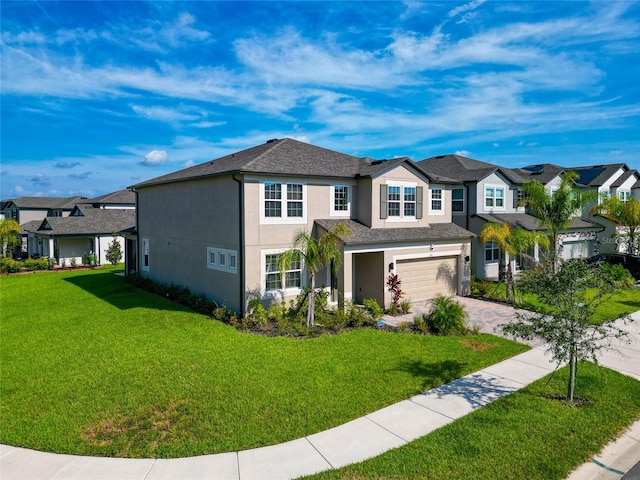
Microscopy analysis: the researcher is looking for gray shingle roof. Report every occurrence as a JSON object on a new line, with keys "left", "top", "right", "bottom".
{"left": 130, "top": 138, "right": 458, "bottom": 189}
{"left": 80, "top": 189, "right": 135, "bottom": 206}
{"left": 611, "top": 169, "right": 637, "bottom": 188}
{"left": 416, "top": 154, "right": 525, "bottom": 184}
{"left": 314, "top": 219, "right": 474, "bottom": 246}
{"left": 8, "top": 196, "right": 86, "bottom": 210}
{"left": 36, "top": 208, "right": 135, "bottom": 236}
{"left": 474, "top": 213, "right": 602, "bottom": 232}
{"left": 20, "top": 220, "right": 42, "bottom": 234}
{"left": 519, "top": 164, "right": 566, "bottom": 184}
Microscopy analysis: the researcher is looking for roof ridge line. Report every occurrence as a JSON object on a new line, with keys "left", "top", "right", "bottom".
{"left": 242, "top": 138, "right": 287, "bottom": 171}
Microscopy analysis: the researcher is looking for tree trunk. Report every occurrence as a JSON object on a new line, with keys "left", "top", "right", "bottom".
{"left": 307, "top": 272, "right": 315, "bottom": 328}
{"left": 505, "top": 260, "right": 514, "bottom": 303}
{"left": 567, "top": 345, "right": 576, "bottom": 403}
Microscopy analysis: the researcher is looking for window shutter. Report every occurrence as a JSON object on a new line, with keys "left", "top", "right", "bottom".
{"left": 416, "top": 186, "right": 423, "bottom": 219}
{"left": 380, "top": 184, "right": 388, "bottom": 219}
{"left": 513, "top": 189, "right": 518, "bottom": 209}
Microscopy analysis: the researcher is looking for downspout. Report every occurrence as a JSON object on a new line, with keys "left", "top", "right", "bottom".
{"left": 134, "top": 189, "right": 139, "bottom": 275}
{"left": 232, "top": 173, "right": 245, "bottom": 318}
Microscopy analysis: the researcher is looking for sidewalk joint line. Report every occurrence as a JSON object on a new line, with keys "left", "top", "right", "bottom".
{"left": 142, "top": 459, "right": 156, "bottom": 480}
{"left": 364, "top": 415, "right": 410, "bottom": 444}
{"left": 407, "top": 398, "right": 456, "bottom": 420}
{"left": 304, "top": 437, "right": 335, "bottom": 469}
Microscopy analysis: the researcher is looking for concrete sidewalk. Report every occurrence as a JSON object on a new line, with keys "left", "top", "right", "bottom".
{"left": 2, "top": 310, "right": 639, "bottom": 480}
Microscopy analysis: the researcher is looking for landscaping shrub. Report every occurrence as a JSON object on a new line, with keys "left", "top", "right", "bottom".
{"left": 600, "top": 263, "right": 635, "bottom": 289}
{"left": 400, "top": 298, "right": 411, "bottom": 314}
{"left": 362, "top": 298, "right": 383, "bottom": 320}
{"left": 24, "top": 257, "right": 49, "bottom": 271}
{"left": 0, "top": 257, "right": 23, "bottom": 273}
{"left": 423, "top": 294, "right": 469, "bottom": 335}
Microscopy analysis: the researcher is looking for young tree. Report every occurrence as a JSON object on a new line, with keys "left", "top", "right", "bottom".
{"left": 278, "top": 223, "right": 351, "bottom": 328}
{"left": 0, "top": 219, "right": 21, "bottom": 257}
{"left": 105, "top": 237, "right": 123, "bottom": 266}
{"left": 520, "top": 171, "right": 592, "bottom": 268}
{"left": 501, "top": 259, "right": 631, "bottom": 403}
{"left": 479, "top": 222, "right": 549, "bottom": 302}
{"left": 590, "top": 196, "right": 640, "bottom": 255}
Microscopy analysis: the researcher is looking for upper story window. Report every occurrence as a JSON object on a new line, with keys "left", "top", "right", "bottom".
{"left": 404, "top": 187, "right": 416, "bottom": 216}
{"left": 430, "top": 187, "right": 443, "bottom": 214}
{"left": 388, "top": 186, "right": 401, "bottom": 217}
{"left": 331, "top": 185, "right": 351, "bottom": 217}
{"left": 485, "top": 186, "right": 505, "bottom": 209}
{"left": 380, "top": 183, "right": 423, "bottom": 221}
{"left": 261, "top": 180, "right": 307, "bottom": 224}
{"left": 452, "top": 188, "right": 464, "bottom": 213}
{"left": 619, "top": 190, "right": 631, "bottom": 202}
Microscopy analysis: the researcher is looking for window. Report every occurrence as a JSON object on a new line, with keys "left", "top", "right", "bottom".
{"left": 485, "top": 241, "right": 500, "bottom": 262}
{"left": 388, "top": 186, "right": 401, "bottom": 217}
{"left": 265, "top": 253, "right": 302, "bottom": 291}
{"left": 261, "top": 181, "right": 306, "bottom": 223}
{"left": 485, "top": 186, "right": 505, "bottom": 209}
{"left": 404, "top": 187, "right": 416, "bottom": 216}
{"left": 619, "top": 190, "right": 631, "bottom": 202}
{"left": 381, "top": 184, "right": 423, "bottom": 220}
{"left": 207, "top": 247, "right": 237, "bottom": 274}
{"left": 207, "top": 247, "right": 217, "bottom": 268}
{"left": 431, "top": 188, "right": 443, "bottom": 213}
{"left": 287, "top": 184, "right": 303, "bottom": 217}
{"left": 264, "top": 182, "right": 282, "bottom": 217}
{"left": 142, "top": 239, "right": 150, "bottom": 271}
{"left": 333, "top": 185, "right": 349, "bottom": 212}
{"left": 452, "top": 188, "right": 464, "bottom": 213}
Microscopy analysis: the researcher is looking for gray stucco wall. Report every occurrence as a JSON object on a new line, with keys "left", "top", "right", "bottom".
{"left": 136, "top": 175, "right": 242, "bottom": 312}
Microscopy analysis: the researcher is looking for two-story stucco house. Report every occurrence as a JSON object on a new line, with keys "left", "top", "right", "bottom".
{"left": 520, "top": 163, "right": 638, "bottom": 255}
{"left": 417, "top": 155, "right": 603, "bottom": 279}
{"left": 130, "top": 138, "right": 474, "bottom": 315}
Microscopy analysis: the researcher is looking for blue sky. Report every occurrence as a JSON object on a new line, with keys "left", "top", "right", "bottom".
{"left": 2, "top": 1, "right": 639, "bottom": 198}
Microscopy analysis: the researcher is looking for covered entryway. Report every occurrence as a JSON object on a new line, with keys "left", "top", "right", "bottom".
{"left": 396, "top": 256, "right": 458, "bottom": 300}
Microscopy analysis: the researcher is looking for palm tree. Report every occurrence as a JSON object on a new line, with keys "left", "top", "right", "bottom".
{"left": 519, "top": 171, "right": 591, "bottom": 268}
{"left": 590, "top": 196, "right": 640, "bottom": 255}
{"left": 278, "top": 223, "right": 351, "bottom": 328}
{"left": 480, "top": 222, "right": 549, "bottom": 302}
{"left": 0, "top": 219, "right": 21, "bottom": 257}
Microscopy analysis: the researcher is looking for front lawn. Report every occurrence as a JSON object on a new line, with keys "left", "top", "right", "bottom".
{"left": 473, "top": 280, "right": 640, "bottom": 323}
{"left": 306, "top": 362, "right": 640, "bottom": 480}
{"left": 0, "top": 267, "right": 527, "bottom": 458}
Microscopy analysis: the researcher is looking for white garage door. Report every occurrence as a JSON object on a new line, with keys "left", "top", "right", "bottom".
{"left": 561, "top": 239, "right": 593, "bottom": 260}
{"left": 396, "top": 256, "right": 458, "bottom": 302}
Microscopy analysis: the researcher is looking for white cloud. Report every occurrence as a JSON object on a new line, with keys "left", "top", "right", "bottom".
{"left": 184, "top": 160, "right": 195, "bottom": 168}
{"left": 139, "top": 150, "right": 169, "bottom": 166}
{"left": 455, "top": 150, "right": 472, "bottom": 157}
{"left": 13, "top": 186, "right": 24, "bottom": 195}
{"left": 493, "top": 143, "right": 500, "bottom": 147}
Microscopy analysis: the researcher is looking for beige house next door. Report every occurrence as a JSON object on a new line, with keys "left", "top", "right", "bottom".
{"left": 396, "top": 256, "right": 458, "bottom": 301}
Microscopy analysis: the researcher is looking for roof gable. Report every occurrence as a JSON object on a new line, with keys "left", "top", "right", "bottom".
{"left": 417, "top": 154, "right": 524, "bottom": 184}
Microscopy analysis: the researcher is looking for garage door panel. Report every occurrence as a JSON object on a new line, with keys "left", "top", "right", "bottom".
{"left": 397, "top": 257, "right": 458, "bottom": 301}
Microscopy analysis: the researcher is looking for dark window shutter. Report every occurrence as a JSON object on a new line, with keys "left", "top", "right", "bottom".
{"left": 416, "top": 186, "right": 423, "bottom": 219}
{"left": 513, "top": 190, "right": 518, "bottom": 209}
{"left": 380, "top": 184, "right": 388, "bottom": 219}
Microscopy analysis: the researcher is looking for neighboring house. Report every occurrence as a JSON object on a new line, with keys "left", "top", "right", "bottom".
{"left": 2, "top": 196, "right": 86, "bottom": 224}
{"left": 30, "top": 206, "right": 135, "bottom": 266}
{"left": 130, "top": 138, "right": 474, "bottom": 315}
{"left": 417, "top": 155, "right": 603, "bottom": 279}
{"left": 77, "top": 189, "right": 136, "bottom": 210}
{"left": 2, "top": 196, "right": 86, "bottom": 254}
{"left": 520, "top": 163, "right": 634, "bottom": 255}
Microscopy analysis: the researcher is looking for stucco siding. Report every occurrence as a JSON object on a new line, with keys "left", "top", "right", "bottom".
{"left": 137, "top": 176, "right": 242, "bottom": 312}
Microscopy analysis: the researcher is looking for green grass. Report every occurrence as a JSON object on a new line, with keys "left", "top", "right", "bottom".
{"left": 477, "top": 281, "right": 640, "bottom": 322}
{"left": 305, "top": 363, "right": 640, "bottom": 480}
{"left": 0, "top": 267, "right": 527, "bottom": 458}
